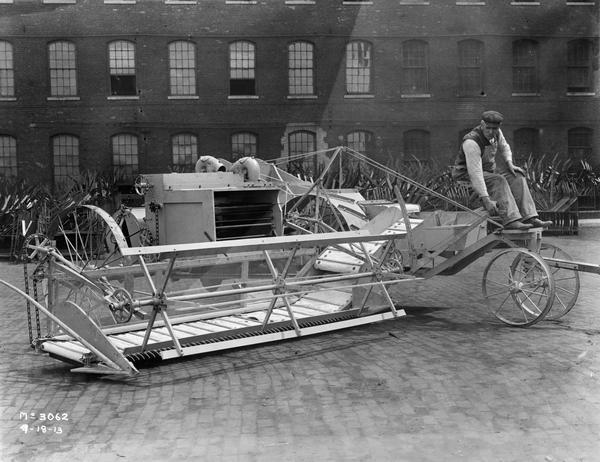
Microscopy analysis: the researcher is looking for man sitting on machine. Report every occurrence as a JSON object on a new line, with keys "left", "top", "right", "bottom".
{"left": 452, "top": 110, "right": 552, "bottom": 230}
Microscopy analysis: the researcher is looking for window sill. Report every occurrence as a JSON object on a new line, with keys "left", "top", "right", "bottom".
{"left": 399, "top": 1, "right": 430, "bottom": 4}
{"left": 165, "top": 0, "right": 197, "bottom": 3}
{"left": 401, "top": 93, "right": 431, "bottom": 98}
{"left": 228, "top": 95, "right": 259, "bottom": 99}
{"left": 566, "top": 2, "right": 595, "bottom": 4}
{"left": 104, "top": 1, "right": 136, "bottom": 3}
{"left": 343, "top": 1, "right": 373, "bottom": 4}
{"left": 287, "top": 95, "right": 318, "bottom": 99}
{"left": 0, "top": 97, "right": 17, "bottom": 101}
{"left": 47, "top": 96, "right": 80, "bottom": 101}
{"left": 566, "top": 92, "right": 596, "bottom": 96}
{"left": 225, "top": 1, "right": 257, "bottom": 4}
{"left": 107, "top": 95, "right": 140, "bottom": 100}
{"left": 285, "top": 0, "right": 315, "bottom": 3}
{"left": 511, "top": 93, "right": 540, "bottom": 96}
{"left": 344, "top": 94, "right": 375, "bottom": 99}
{"left": 510, "top": 1, "right": 540, "bottom": 4}
{"left": 168, "top": 95, "right": 199, "bottom": 99}
{"left": 456, "top": 1, "right": 485, "bottom": 4}
{"left": 43, "top": 0, "right": 76, "bottom": 3}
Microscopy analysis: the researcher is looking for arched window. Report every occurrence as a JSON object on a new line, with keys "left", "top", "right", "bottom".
{"left": 112, "top": 133, "right": 138, "bottom": 180}
{"left": 171, "top": 133, "right": 197, "bottom": 171}
{"left": 513, "top": 39, "right": 539, "bottom": 94}
{"left": 346, "top": 130, "right": 374, "bottom": 156}
{"left": 403, "top": 129, "right": 430, "bottom": 161}
{"left": 513, "top": 128, "right": 540, "bottom": 162}
{"left": 229, "top": 41, "right": 256, "bottom": 96}
{"left": 108, "top": 40, "right": 137, "bottom": 96}
{"left": 458, "top": 39, "right": 484, "bottom": 96}
{"left": 52, "top": 134, "right": 79, "bottom": 183}
{"left": 231, "top": 132, "right": 258, "bottom": 160}
{"left": 288, "top": 41, "right": 314, "bottom": 96}
{"left": 169, "top": 41, "right": 196, "bottom": 96}
{"left": 402, "top": 40, "right": 429, "bottom": 95}
{"left": 288, "top": 130, "right": 316, "bottom": 175}
{"left": 48, "top": 41, "right": 77, "bottom": 97}
{"left": 568, "top": 127, "right": 593, "bottom": 161}
{"left": 0, "top": 135, "right": 17, "bottom": 177}
{"left": 567, "top": 39, "right": 594, "bottom": 93}
{"left": 0, "top": 41, "right": 15, "bottom": 98}
{"left": 346, "top": 41, "right": 372, "bottom": 94}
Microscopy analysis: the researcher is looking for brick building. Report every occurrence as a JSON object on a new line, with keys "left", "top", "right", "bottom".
{"left": 0, "top": 0, "right": 598, "bottom": 187}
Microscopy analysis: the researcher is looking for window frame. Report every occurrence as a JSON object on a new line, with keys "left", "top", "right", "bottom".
{"left": 168, "top": 40, "right": 198, "bottom": 98}
{"left": 231, "top": 132, "right": 258, "bottom": 160}
{"left": 512, "top": 39, "right": 540, "bottom": 95}
{"left": 345, "top": 130, "right": 375, "bottom": 156}
{"left": 48, "top": 40, "right": 78, "bottom": 99}
{"left": 566, "top": 39, "right": 595, "bottom": 95}
{"left": 52, "top": 134, "right": 80, "bottom": 184}
{"left": 401, "top": 39, "right": 430, "bottom": 97}
{"left": 567, "top": 127, "right": 593, "bottom": 160}
{"left": 457, "top": 39, "right": 484, "bottom": 97}
{"left": 288, "top": 41, "right": 316, "bottom": 98}
{"left": 111, "top": 133, "right": 139, "bottom": 180}
{"left": 345, "top": 40, "right": 373, "bottom": 97}
{"left": 170, "top": 133, "right": 198, "bottom": 172}
{"left": 229, "top": 40, "right": 257, "bottom": 98}
{"left": 0, "top": 135, "right": 17, "bottom": 177}
{"left": 108, "top": 40, "right": 138, "bottom": 98}
{"left": 0, "top": 41, "right": 15, "bottom": 99}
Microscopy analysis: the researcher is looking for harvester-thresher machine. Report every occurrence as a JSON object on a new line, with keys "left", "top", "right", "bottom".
{"left": 5, "top": 147, "right": 599, "bottom": 377}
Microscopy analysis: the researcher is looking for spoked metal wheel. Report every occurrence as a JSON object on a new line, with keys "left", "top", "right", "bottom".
{"left": 44, "top": 205, "right": 138, "bottom": 327}
{"left": 49, "top": 204, "right": 131, "bottom": 271}
{"left": 482, "top": 248, "right": 555, "bottom": 327}
{"left": 539, "top": 243, "right": 580, "bottom": 320}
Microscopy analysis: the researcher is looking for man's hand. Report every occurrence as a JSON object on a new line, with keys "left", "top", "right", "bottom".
{"left": 507, "top": 162, "right": 525, "bottom": 176}
{"left": 481, "top": 196, "right": 498, "bottom": 215}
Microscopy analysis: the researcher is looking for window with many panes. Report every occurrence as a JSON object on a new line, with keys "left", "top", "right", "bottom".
{"left": 345, "top": 41, "right": 372, "bottom": 95}
{"left": 52, "top": 134, "right": 79, "bottom": 183}
{"left": 568, "top": 127, "right": 593, "bottom": 160}
{"left": 48, "top": 41, "right": 77, "bottom": 97}
{"left": 231, "top": 132, "right": 257, "bottom": 160}
{"left": 402, "top": 40, "right": 429, "bottom": 95}
{"left": 288, "top": 130, "right": 316, "bottom": 175}
{"left": 288, "top": 41, "right": 314, "bottom": 96}
{"left": 169, "top": 41, "right": 196, "bottom": 96}
{"left": 458, "top": 39, "right": 484, "bottom": 96}
{"left": 513, "top": 39, "right": 539, "bottom": 94}
{"left": 0, "top": 135, "right": 17, "bottom": 177}
{"left": 346, "top": 130, "right": 374, "bottom": 156}
{"left": 229, "top": 41, "right": 256, "bottom": 96}
{"left": 0, "top": 41, "right": 15, "bottom": 98}
{"left": 513, "top": 128, "right": 539, "bottom": 162}
{"left": 567, "top": 39, "right": 595, "bottom": 93}
{"left": 112, "top": 134, "right": 138, "bottom": 179}
{"left": 171, "top": 133, "right": 197, "bottom": 171}
{"left": 108, "top": 41, "right": 137, "bottom": 96}
{"left": 403, "top": 129, "right": 430, "bottom": 161}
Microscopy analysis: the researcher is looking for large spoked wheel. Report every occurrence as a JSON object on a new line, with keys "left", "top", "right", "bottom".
{"left": 482, "top": 248, "right": 555, "bottom": 327}
{"left": 539, "top": 243, "right": 580, "bottom": 320}
{"left": 49, "top": 204, "right": 131, "bottom": 271}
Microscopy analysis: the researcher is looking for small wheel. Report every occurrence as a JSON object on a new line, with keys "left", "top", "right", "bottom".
{"left": 539, "top": 243, "right": 580, "bottom": 320}
{"left": 107, "top": 287, "right": 134, "bottom": 324}
{"left": 22, "top": 233, "right": 51, "bottom": 263}
{"left": 482, "top": 248, "right": 555, "bottom": 327}
{"left": 134, "top": 175, "right": 151, "bottom": 196}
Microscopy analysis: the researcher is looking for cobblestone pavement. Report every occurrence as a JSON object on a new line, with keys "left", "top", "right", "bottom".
{"left": 1, "top": 227, "right": 599, "bottom": 462}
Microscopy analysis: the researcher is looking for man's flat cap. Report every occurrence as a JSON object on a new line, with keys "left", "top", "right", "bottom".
{"left": 481, "top": 110, "right": 504, "bottom": 126}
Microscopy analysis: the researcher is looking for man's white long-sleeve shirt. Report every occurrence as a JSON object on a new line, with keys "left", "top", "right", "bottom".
{"left": 462, "top": 129, "right": 513, "bottom": 198}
